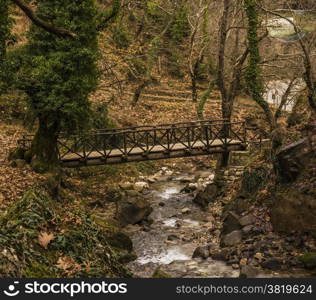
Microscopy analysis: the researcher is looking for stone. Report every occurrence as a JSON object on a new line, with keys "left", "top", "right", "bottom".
{"left": 192, "top": 246, "right": 209, "bottom": 259}
{"left": 167, "top": 234, "right": 179, "bottom": 241}
{"left": 179, "top": 176, "right": 195, "bottom": 183}
{"left": 261, "top": 258, "right": 283, "bottom": 270}
{"left": 242, "top": 225, "right": 254, "bottom": 235}
{"left": 181, "top": 207, "right": 191, "bottom": 214}
{"left": 117, "top": 197, "right": 153, "bottom": 225}
{"left": 205, "top": 216, "right": 215, "bottom": 223}
{"left": 152, "top": 268, "right": 171, "bottom": 278}
{"left": 147, "top": 176, "right": 157, "bottom": 183}
{"left": 210, "top": 248, "right": 229, "bottom": 261}
{"left": 299, "top": 252, "right": 316, "bottom": 270}
{"left": 227, "top": 258, "right": 239, "bottom": 265}
{"left": 187, "top": 183, "right": 199, "bottom": 191}
{"left": 0, "top": 193, "right": 4, "bottom": 202}
{"left": 11, "top": 159, "right": 27, "bottom": 168}
{"left": 254, "top": 252, "right": 264, "bottom": 260}
{"left": 193, "top": 183, "right": 218, "bottom": 209}
{"left": 106, "top": 186, "right": 124, "bottom": 202}
{"left": 202, "top": 222, "right": 213, "bottom": 230}
{"left": 107, "top": 232, "right": 133, "bottom": 251}
{"left": 239, "top": 215, "right": 255, "bottom": 227}
{"left": 221, "top": 230, "right": 243, "bottom": 247}
{"left": 125, "top": 190, "right": 139, "bottom": 197}
{"left": 222, "top": 211, "right": 241, "bottom": 235}
{"left": 123, "top": 224, "right": 141, "bottom": 233}
{"left": 239, "top": 265, "right": 259, "bottom": 278}
{"left": 276, "top": 137, "right": 311, "bottom": 183}
{"left": 240, "top": 258, "right": 248, "bottom": 266}
{"left": 117, "top": 250, "right": 137, "bottom": 264}
{"left": 119, "top": 182, "right": 133, "bottom": 190}
{"left": 134, "top": 182, "right": 149, "bottom": 192}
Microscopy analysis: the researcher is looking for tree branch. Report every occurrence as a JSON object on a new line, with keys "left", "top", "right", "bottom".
{"left": 11, "top": 0, "right": 76, "bottom": 38}
{"left": 96, "top": 0, "right": 121, "bottom": 31}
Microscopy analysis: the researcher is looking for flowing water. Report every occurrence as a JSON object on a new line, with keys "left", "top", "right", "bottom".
{"left": 126, "top": 173, "right": 240, "bottom": 278}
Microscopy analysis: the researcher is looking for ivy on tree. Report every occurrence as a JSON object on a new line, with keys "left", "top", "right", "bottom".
{"left": 19, "top": 0, "right": 99, "bottom": 172}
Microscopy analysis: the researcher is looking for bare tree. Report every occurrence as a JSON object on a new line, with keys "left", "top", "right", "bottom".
{"left": 259, "top": 2, "right": 316, "bottom": 114}
{"left": 187, "top": 0, "right": 210, "bottom": 103}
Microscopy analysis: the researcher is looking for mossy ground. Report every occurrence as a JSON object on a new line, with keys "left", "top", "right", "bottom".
{"left": 0, "top": 188, "right": 132, "bottom": 278}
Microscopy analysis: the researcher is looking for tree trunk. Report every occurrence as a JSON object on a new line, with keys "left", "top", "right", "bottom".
{"left": 132, "top": 79, "right": 149, "bottom": 107}
{"left": 217, "top": 0, "right": 231, "bottom": 168}
{"left": 31, "top": 116, "right": 59, "bottom": 173}
{"left": 0, "top": 0, "right": 9, "bottom": 63}
{"left": 191, "top": 74, "right": 198, "bottom": 103}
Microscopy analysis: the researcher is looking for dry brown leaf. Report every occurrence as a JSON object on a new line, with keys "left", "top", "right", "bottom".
{"left": 56, "top": 256, "right": 81, "bottom": 275}
{"left": 38, "top": 232, "right": 54, "bottom": 249}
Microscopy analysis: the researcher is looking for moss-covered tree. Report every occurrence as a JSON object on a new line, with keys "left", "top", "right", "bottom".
{"left": 20, "top": 0, "right": 99, "bottom": 172}
{"left": 244, "top": 0, "right": 275, "bottom": 131}
{"left": 0, "top": 0, "right": 13, "bottom": 93}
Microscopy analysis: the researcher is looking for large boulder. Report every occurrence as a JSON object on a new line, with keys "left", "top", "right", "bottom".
{"left": 271, "top": 188, "right": 316, "bottom": 234}
{"left": 107, "top": 232, "right": 133, "bottom": 252}
{"left": 192, "top": 246, "right": 210, "bottom": 259}
{"left": 222, "top": 211, "right": 241, "bottom": 235}
{"left": 221, "top": 230, "right": 243, "bottom": 247}
{"left": 193, "top": 183, "right": 218, "bottom": 209}
{"left": 271, "top": 130, "right": 316, "bottom": 234}
{"left": 117, "top": 197, "right": 153, "bottom": 225}
{"left": 239, "top": 265, "right": 259, "bottom": 278}
{"left": 275, "top": 137, "right": 313, "bottom": 183}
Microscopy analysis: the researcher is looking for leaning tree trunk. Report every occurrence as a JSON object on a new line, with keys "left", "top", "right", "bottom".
{"left": 31, "top": 116, "right": 60, "bottom": 173}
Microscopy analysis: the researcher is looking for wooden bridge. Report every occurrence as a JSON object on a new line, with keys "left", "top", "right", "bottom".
{"left": 19, "top": 120, "right": 248, "bottom": 168}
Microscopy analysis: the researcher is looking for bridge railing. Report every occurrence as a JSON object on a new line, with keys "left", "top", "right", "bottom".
{"left": 56, "top": 120, "right": 246, "bottom": 162}
{"left": 18, "top": 120, "right": 247, "bottom": 163}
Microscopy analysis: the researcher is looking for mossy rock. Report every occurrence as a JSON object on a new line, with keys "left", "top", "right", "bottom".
{"left": 8, "top": 147, "right": 26, "bottom": 161}
{"left": 117, "top": 250, "right": 137, "bottom": 264}
{"left": 107, "top": 232, "right": 133, "bottom": 252}
{"left": 152, "top": 268, "right": 171, "bottom": 278}
{"left": 299, "top": 252, "right": 316, "bottom": 270}
{"left": 24, "top": 150, "right": 33, "bottom": 163}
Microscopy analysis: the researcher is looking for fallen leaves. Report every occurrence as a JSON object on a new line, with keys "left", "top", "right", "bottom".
{"left": 56, "top": 256, "right": 81, "bottom": 276}
{"left": 38, "top": 232, "right": 55, "bottom": 249}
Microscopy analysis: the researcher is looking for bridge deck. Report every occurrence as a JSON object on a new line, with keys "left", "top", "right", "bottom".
{"left": 61, "top": 139, "right": 244, "bottom": 167}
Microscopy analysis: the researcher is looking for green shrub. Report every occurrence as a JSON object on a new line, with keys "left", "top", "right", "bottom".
{"left": 111, "top": 24, "right": 131, "bottom": 49}
{"left": 241, "top": 166, "right": 270, "bottom": 195}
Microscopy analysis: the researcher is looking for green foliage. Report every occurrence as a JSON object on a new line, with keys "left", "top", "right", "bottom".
{"left": 0, "top": 0, "right": 15, "bottom": 94}
{"left": 167, "top": 5, "right": 189, "bottom": 43}
{"left": 299, "top": 252, "right": 316, "bottom": 269}
{"left": 89, "top": 103, "right": 116, "bottom": 130}
{"left": 111, "top": 24, "right": 131, "bottom": 49}
{"left": 0, "top": 188, "right": 131, "bottom": 277}
{"left": 167, "top": 52, "right": 185, "bottom": 78}
{"left": 96, "top": 0, "right": 121, "bottom": 31}
{"left": 244, "top": 0, "right": 264, "bottom": 102}
{"left": 127, "top": 58, "right": 147, "bottom": 81}
{"left": 0, "top": 91, "right": 27, "bottom": 120}
{"left": 241, "top": 166, "right": 270, "bottom": 195}
{"left": 147, "top": 0, "right": 159, "bottom": 16}
{"left": 19, "top": 0, "right": 99, "bottom": 133}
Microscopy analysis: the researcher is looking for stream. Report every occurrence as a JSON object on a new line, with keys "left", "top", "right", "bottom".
{"left": 126, "top": 170, "right": 240, "bottom": 278}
